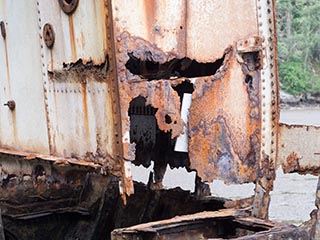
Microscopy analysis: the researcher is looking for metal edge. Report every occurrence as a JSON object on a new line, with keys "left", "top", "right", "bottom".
{"left": 253, "top": 0, "right": 279, "bottom": 219}
{"left": 36, "top": 1, "right": 53, "bottom": 154}
{"left": 106, "top": 0, "right": 133, "bottom": 201}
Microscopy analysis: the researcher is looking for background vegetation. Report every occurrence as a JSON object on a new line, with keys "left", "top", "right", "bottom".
{"left": 277, "top": 0, "right": 320, "bottom": 96}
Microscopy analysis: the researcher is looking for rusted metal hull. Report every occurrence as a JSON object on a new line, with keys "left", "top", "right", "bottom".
{"left": 112, "top": 0, "right": 265, "bottom": 187}
{"left": 0, "top": 0, "right": 319, "bottom": 239}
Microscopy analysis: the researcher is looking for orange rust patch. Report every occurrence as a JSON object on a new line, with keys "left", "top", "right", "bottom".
{"left": 81, "top": 83, "right": 90, "bottom": 147}
{"left": 189, "top": 48, "right": 261, "bottom": 183}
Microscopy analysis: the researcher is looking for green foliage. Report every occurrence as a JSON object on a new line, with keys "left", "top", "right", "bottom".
{"left": 277, "top": 0, "right": 320, "bottom": 96}
{"left": 279, "top": 61, "right": 311, "bottom": 95}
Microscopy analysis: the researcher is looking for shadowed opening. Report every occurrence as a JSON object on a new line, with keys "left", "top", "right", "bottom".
{"left": 125, "top": 53, "right": 225, "bottom": 80}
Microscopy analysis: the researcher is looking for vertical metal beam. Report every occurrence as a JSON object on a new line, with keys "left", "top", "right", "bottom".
{"left": 253, "top": 0, "right": 279, "bottom": 219}
{"left": 107, "top": 0, "right": 133, "bottom": 201}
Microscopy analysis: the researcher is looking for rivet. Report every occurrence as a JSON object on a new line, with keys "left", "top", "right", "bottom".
{"left": 4, "top": 100, "right": 16, "bottom": 111}
{"left": 43, "top": 23, "right": 55, "bottom": 49}
{"left": 58, "top": 0, "right": 79, "bottom": 15}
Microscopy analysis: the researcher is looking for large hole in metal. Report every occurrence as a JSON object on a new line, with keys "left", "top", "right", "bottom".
{"left": 125, "top": 53, "right": 225, "bottom": 80}
{"left": 128, "top": 96, "right": 190, "bottom": 187}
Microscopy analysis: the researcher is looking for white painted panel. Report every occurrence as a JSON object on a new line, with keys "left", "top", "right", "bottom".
{"left": 187, "top": 0, "right": 258, "bottom": 62}
{"left": 38, "top": 0, "right": 108, "bottom": 70}
{"left": 0, "top": 1, "right": 49, "bottom": 154}
{"left": 46, "top": 80, "right": 115, "bottom": 158}
{"left": 37, "top": 1, "right": 116, "bottom": 159}
{"left": 112, "top": 0, "right": 186, "bottom": 56}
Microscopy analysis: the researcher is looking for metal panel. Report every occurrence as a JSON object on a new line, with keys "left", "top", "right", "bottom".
{"left": 112, "top": 0, "right": 263, "bottom": 185}
{"left": 278, "top": 124, "right": 320, "bottom": 175}
{"left": 188, "top": 49, "right": 261, "bottom": 183}
{"left": 0, "top": 1, "right": 50, "bottom": 154}
{"left": 38, "top": 0, "right": 107, "bottom": 70}
{"left": 186, "top": 0, "right": 258, "bottom": 62}
{"left": 36, "top": 0, "right": 118, "bottom": 168}
{"left": 112, "top": 0, "right": 186, "bottom": 57}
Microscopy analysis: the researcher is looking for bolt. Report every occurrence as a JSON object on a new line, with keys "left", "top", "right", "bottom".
{"left": 0, "top": 21, "right": 6, "bottom": 39}
{"left": 4, "top": 100, "right": 15, "bottom": 111}
{"left": 154, "top": 25, "right": 161, "bottom": 32}
{"left": 58, "top": 0, "right": 79, "bottom": 15}
{"left": 43, "top": 23, "right": 55, "bottom": 48}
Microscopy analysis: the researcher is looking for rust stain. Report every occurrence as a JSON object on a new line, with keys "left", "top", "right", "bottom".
{"left": 11, "top": 110, "right": 18, "bottom": 146}
{"left": 68, "top": 15, "right": 77, "bottom": 61}
{"left": 282, "top": 152, "right": 320, "bottom": 175}
{"left": 80, "top": 31, "right": 85, "bottom": 49}
{"left": 115, "top": 32, "right": 183, "bottom": 162}
{"left": 81, "top": 82, "right": 90, "bottom": 147}
{"left": 143, "top": 0, "right": 156, "bottom": 42}
{"left": 3, "top": 39, "right": 18, "bottom": 146}
{"left": 115, "top": 31, "right": 263, "bottom": 186}
{"left": 189, "top": 46, "right": 261, "bottom": 183}
{"left": 100, "top": 0, "right": 108, "bottom": 51}
{"left": 0, "top": 147, "right": 101, "bottom": 168}
{"left": 49, "top": 49, "right": 54, "bottom": 71}
{"left": 4, "top": 40, "right": 11, "bottom": 95}
{"left": 111, "top": 209, "right": 308, "bottom": 239}
{"left": 283, "top": 152, "right": 300, "bottom": 174}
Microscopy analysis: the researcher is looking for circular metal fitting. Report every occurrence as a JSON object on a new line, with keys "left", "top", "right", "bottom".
{"left": 43, "top": 23, "right": 55, "bottom": 49}
{"left": 58, "top": 0, "right": 79, "bottom": 15}
{"left": 4, "top": 100, "right": 15, "bottom": 111}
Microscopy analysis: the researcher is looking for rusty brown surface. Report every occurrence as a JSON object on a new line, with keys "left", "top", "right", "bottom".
{"left": 189, "top": 46, "right": 261, "bottom": 183}
{"left": 111, "top": 209, "right": 309, "bottom": 240}
{"left": 224, "top": 197, "right": 254, "bottom": 210}
{"left": 111, "top": 0, "right": 266, "bottom": 189}
{"left": 114, "top": 31, "right": 263, "bottom": 185}
{"left": 115, "top": 32, "right": 185, "bottom": 150}
{"left": 0, "top": 147, "right": 101, "bottom": 169}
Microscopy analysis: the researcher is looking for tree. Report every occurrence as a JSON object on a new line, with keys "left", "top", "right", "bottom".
{"left": 277, "top": 0, "right": 320, "bottom": 95}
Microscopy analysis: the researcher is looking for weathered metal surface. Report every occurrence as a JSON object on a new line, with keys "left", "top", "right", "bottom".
{"left": 111, "top": 0, "right": 267, "bottom": 188}
{"left": 186, "top": 0, "right": 258, "bottom": 62}
{"left": 1, "top": 0, "right": 318, "bottom": 239}
{"left": 0, "top": 153, "right": 120, "bottom": 239}
{"left": 38, "top": 0, "right": 107, "bottom": 68}
{"left": 0, "top": 147, "right": 101, "bottom": 169}
{"left": 252, "top": 0, "right": 279, "bottom": 219}
{"left": 188, "top": 46, "right": 261, "bottom": 183}
{"left": 278, "top": 123, "right": 320, "bottom": 175}
{"left": 0, "top": 1, "right": 50, "bottom": 154}
{"left": 35, "top": 0, "right": 124, "bottom": 178}
{"left": 0, "top": 0, "right": 125, "bottom": 182}
{"left": 112, "top": 0, "right": 186, "bottom": 58}
{"left": 111, "top": 209, "right": 309, "bottom": 240}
